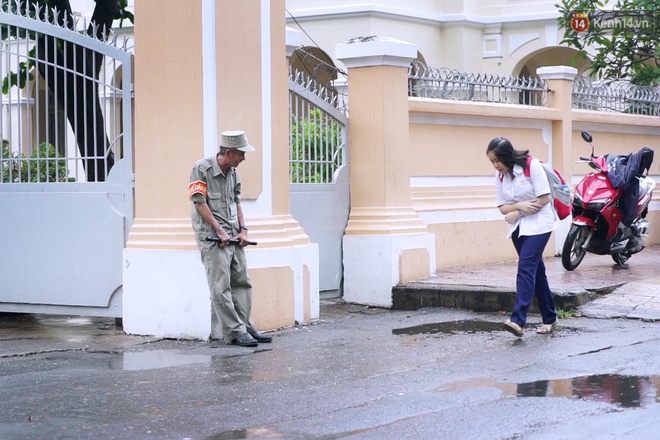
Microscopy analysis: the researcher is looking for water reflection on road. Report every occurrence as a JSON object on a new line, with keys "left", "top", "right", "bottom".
{"left": 394, "top": 320, "right": 658, "bottom": 408}
{"left": 438, "top": 374, "right": 660, "bottom": 408}
{"left": 392, "top": 320, "right": 504, "bottom": 335}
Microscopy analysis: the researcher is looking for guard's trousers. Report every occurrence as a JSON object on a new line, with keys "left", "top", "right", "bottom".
{"left": 198, "top": 238, "right": 257, "bottom": 343}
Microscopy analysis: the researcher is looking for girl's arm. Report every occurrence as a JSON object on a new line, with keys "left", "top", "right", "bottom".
{"left": 498, "top": 194, "right": 550, "bottom": 215}
{"left": 500, "top": 195, "right": 551, "bottom": 223}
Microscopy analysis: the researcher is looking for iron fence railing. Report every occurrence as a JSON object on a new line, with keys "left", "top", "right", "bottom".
{"left": 289, "top": 66, "right": 348, "bottom": 184}
{"left": 407, "top": 61, "right": 660, "bottom": 117}
{"left": 1, "top": 5, "right": 132, "bottom": 183}
{"left": 289, "top": 65, "right": 348, "bottom": 115}
{"left": 572, "top": 76, "right": 660, "bottom": 116}
{"left": 408, "top": 61, "right": 550, "bottom": 106}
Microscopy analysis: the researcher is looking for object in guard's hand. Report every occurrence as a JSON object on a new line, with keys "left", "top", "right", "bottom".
{"left": 205, "top": 237, "right": 257, "bottom": 246}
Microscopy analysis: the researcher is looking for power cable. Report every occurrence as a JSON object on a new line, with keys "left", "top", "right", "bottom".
{"left": 285, "top": 8, "right": 348, "bottom": 79}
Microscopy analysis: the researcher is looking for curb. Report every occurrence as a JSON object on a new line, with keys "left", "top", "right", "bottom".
{"left": 391, "top": 282, "right": 626, "bottom": 312}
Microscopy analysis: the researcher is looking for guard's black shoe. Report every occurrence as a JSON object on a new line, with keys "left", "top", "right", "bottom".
{"left": 249, "top": 332, "right": 273, "bottom": 343}
{"left": 231, "top": 333, "right": 258, "bottom": 347}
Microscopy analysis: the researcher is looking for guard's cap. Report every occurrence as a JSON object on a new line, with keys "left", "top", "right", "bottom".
{"left": 219, "top": 130, "right": 255, "bottom": 152}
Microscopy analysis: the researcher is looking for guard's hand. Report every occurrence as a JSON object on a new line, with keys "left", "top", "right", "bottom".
{"left": 235, "top": 229, "right": 249, "bottom": 247}
{"left": 216, "top": 230, "right": 231, "bottom": 247}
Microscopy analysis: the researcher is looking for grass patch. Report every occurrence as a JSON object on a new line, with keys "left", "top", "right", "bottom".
{"left": 557, "top": 308, "right": 575, "bottom": 319}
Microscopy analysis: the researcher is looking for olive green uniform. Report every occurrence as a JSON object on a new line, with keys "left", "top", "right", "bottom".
{"left": 189, "top": 155, "right": 257, "bottom": 343}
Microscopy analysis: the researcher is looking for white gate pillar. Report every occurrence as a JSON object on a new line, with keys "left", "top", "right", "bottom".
{"left": 336, "top": 36, "right": 436, "bottom": 308}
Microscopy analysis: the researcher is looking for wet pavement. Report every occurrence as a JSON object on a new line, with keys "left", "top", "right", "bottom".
{"left": 1, "top": 246, "right": 660, "bottom": 439}
{"left": 394, "top": 245, "right": 660, "bottom": 321}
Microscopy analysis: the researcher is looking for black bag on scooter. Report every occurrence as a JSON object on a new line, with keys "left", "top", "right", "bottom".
{"left": 606, "top": 147, "right": 654, "bottom": 226}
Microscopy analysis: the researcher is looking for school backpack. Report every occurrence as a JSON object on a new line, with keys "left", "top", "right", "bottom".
{"left": 524, "top": 156, "right": 572, "bottom": 220}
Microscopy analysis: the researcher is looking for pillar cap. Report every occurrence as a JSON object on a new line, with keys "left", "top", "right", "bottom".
{"left": 286, "top": 27, "right": 302, "bottom": 58}
{"left": 336, "top": 36, "right": 417, "bottom": 69}
{"left": 536, "top": 66, "right": 578, "bottom": 81}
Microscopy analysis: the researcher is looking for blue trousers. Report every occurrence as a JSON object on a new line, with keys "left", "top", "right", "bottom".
{"left": 510, "top": 228, "right": 557, "bottom": 327}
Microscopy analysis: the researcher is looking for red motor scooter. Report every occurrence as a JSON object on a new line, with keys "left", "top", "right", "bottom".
{"left": 562, "top": 131, "right": 655, "bottom": 270}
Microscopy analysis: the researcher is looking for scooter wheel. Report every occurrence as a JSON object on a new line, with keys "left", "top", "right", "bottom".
{"left": 612, "top": 252, "right": 629, "bottom": 269}
{"left": 562, "top": 225, "right": 590, "bottom": 271}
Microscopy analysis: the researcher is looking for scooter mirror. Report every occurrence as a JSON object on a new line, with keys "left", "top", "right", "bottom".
{"left": 581, "top": 131, "right": 593, "bottom": 143}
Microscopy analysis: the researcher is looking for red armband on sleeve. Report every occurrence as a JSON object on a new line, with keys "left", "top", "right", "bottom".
{"left": 188, "top": 180, "right": 208, "bottom": 198}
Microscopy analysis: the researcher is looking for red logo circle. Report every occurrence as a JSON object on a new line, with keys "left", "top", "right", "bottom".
{"left": 570, "top": 12, "right": 590, "bottom": 33}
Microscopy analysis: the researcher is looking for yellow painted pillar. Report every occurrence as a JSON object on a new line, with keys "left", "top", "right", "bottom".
{"left": 537, "top": 66, "right": 578, "bottom": 250}
{"left": 537, "top": 66, "right": 578, "bottom": 181}
{"left": 123, "top": 0, "right": 318, "bottom": 340}
{"left": 336, "top": 36, "right": 436, "bottom": 307}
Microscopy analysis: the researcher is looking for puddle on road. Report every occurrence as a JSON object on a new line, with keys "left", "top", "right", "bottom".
{"left": 206, "top": 427, "right": 287, "bottom": 439}
{"left": 516, "top": 374, "right": 660, "bottom": 407}
{"left": 392, "top": 320, "right": 504, "bottom": 336}
{"left": 38, "top": 350, "right": 212, "bottom": 371}
{"left": 208, "top": 375, "right": 660, "bottom": 439}
{"left": 392, "top": 320, "right": 582, "bottom": 336}
{"left": 118, "top": 350, "right": 211, "bottom": 371}
{"left": 438, "top": 374, "right": 660, "bottom": 408}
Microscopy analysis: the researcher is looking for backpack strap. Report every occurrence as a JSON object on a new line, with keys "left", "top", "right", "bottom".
{"left": 500, "top": 156, "right": 533, "bottom": 182}
{"left": 524, "top": 156, "right": 533, "bottom": 177}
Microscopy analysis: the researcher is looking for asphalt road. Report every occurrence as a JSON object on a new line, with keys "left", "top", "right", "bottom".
{"left": 1, "top": 296, "right": 659, "bottom": 440}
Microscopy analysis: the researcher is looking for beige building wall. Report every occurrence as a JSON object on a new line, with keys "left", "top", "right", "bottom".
{"left": 408, "top": 108, "right": 560, "bottom": 267}
{"left": 407, "top": 96, "right": 660, "bottom": 269}
{"left": 286, "top": 15, "right": 443, "bottom": 72}
{"left": 285, "top": 0, "right": 590, "bottom": 77}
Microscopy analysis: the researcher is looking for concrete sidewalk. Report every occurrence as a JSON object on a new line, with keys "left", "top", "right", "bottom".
{"left": 393, "top": 245, "right": 660, "bottom": 321}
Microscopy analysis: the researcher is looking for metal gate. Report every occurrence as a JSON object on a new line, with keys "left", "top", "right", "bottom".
{"left": 289, "top": 66, "right": 349, "bottom": 296}
{"left": 0, "top": 8, "right": 133, "bottom": 317}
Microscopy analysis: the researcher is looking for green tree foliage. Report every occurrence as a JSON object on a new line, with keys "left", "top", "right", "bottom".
{"left": 557, "top": 0, "right": 660, "bottom": 84}
{"left": 290, "top": 109, "right": 343, "bottom": 184}
{"left": 2, "top": 140, "right": 72, "bottom": 183}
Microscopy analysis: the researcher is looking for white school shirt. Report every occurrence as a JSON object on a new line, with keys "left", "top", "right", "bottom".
{"left": 495, "top": 158, "right": 560, "bottom": 239}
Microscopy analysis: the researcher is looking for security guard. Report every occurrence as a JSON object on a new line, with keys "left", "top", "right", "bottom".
{"left": 189, "top": 130, "right": 272, "bottom": 347}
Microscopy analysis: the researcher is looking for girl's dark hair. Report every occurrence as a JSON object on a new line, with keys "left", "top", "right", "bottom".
{"left": 486, "top": 137, "right": 529, "bottom": 170}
